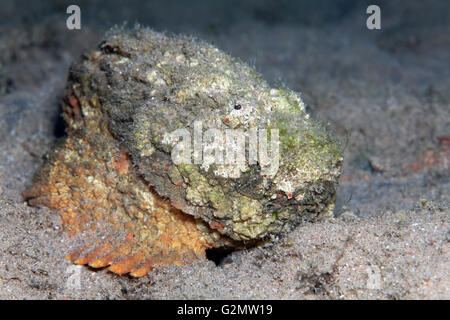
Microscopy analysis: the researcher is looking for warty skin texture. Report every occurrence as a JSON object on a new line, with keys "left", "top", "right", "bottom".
{"left": 23, "top": 27, "right": 342, "bottom": 276}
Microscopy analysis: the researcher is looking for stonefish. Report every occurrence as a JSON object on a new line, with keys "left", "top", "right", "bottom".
{"left": 23, "top": 27, "right": 342, "bottom": 277}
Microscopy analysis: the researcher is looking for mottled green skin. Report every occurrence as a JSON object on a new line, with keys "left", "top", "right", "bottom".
{"left": 69, "top": 26, "right": 342, "bottom": 241}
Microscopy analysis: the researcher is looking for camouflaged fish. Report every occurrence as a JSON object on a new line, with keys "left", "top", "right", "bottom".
{"left": 23, "top": 27, "right": 342, "bottom": 277}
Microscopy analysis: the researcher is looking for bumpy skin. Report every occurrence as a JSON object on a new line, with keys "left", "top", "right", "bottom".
{"left": 24, "top": 27, "right": 342, "bottom": 276}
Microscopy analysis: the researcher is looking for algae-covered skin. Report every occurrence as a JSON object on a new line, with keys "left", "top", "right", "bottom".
{"left": 23, "top": 26, "right": 342, "bottom": 276}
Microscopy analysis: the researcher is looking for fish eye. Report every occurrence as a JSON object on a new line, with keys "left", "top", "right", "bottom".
{"left": 234, "top": 104, "right": 242, "bottom": 110}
